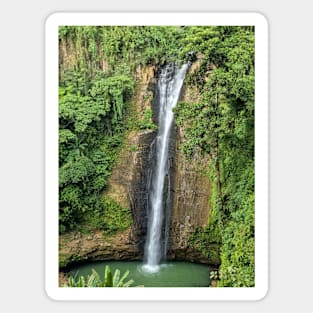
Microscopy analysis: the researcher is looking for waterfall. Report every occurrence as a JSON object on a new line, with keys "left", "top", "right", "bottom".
{"left": 143, "top": 63, "right": 188, "bottom": 273}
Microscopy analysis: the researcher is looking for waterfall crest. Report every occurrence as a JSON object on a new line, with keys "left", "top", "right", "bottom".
{"left": 143, "top": 63, "right": 188, "bottom": 273}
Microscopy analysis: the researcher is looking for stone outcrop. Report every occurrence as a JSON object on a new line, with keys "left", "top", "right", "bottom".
{"left": 59, "top": 228, "right": 141, "bottom": 269}
{"left": 59, "top": 228, "right": 141, "bottom": 286}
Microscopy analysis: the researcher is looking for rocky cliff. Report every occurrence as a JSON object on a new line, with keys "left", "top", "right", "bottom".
{"left": 105, "top": 64, "right": 157, "bottom": 249}
{"left": 167, "top": 61, "right": 219, "bottom": 265}
{"left": 59, "top": 61, "right": 221, "bottom": 275}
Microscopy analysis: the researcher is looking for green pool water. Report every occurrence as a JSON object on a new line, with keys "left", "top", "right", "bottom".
{"left": 69, "top": 261, "right": 211, "bottom": 287}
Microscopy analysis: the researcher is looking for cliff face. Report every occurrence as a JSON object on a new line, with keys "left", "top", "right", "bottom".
{"left": 167, "top": 131, "right": 212, "bottom": 263}
{"left": 59, "top": 61, "right": 220, "bottom": 271}
{"left": 167, "top": 64, "right": 218, "bottom": 265}
{"left": 106, "top": 65, "right": 157, "bottom": 249}
{"left": 105, "top": 63, "right": 217, "bottom": 265}
{"left": 106, "top": 128, "right": 155, "bottom": 248}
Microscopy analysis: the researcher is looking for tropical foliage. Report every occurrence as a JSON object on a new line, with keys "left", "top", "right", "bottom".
{"left": 58, "top": 26, "right": 181, "bottom": 233}
{"left": 174, "top": 26, "right": 255, "bottom": 287}
{"left": 59, "top": 26, "right": 255, "bottom": 287}
{"left": 59, "top": 68, "right": 134, "bottom": 233}
{"left": 64, "top": 265, "right": 135, "bottom": 287}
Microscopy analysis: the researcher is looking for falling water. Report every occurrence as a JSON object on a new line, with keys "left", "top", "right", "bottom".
{"left": 143, "top": 63, "right": 188, "bottom": 273}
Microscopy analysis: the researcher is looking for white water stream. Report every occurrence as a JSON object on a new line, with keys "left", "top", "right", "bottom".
{"left": 143, "top": 63, "right": 188, "bottom": 273}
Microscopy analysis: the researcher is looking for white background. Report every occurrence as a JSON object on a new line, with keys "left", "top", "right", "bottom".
{"left": 0, "top": 0, "right": 312, "bottom": 312}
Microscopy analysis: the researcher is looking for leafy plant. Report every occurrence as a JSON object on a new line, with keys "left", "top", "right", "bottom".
{"left": 59, "top": 66, "right": 134, "bottom": 232}
{"left": 64, "top": 266, "right": 136, "bottom": 287}
{"left": 129, "top": 144, "right": 139, "bottom": 152}
{"left": 138, "top": 107, "right": 157, "bottom": 130}
{"left": 82, "top": 196, "right": 132, "bottom": 235}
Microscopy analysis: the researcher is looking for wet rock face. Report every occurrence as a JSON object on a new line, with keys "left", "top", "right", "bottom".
{"left": 171, "top": 132, "right": 211, "bottom": 228}
{"left": 116, "top": 130, "right": 156, "bottom": 243}
{"left": 167, "top": 128, "right": 213, "bottom": 263}
{"left": 106, "top": 66, "right": 158, "bottom": 251}
{"left": 166, "top": 59, "right": 217, "bottom": 265}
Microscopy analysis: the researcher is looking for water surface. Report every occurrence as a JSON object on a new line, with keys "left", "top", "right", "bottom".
{"left": 69, "top": 261, "right": 211, "bottom": 287}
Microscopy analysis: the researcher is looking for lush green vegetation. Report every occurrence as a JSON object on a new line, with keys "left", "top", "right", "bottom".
{"left": 59, "top": 26, "right": 183, "bottom": 79}
{"left": 59, "top": 26, "right": 255, "bottom": 287}
{"left": 138, "top": 107, "right": 158, "bottom": 130}
{"left": 80, "top": 196, "right": 132, "bottom": 235}
{"left": 59, "top": 26, "right": 182, "bottom": 233}
{"left": 174, "top": 26, "right": 255, "bottom": 286}
{"left": 64, "top": 265, "right": 136, "bottom": 287}
{"left": 59, "top": 68, "right": 134, "bottom": 233}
